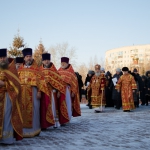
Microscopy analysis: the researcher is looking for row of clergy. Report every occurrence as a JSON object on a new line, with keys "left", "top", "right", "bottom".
{"left": 16, "top": 56, "right": 137, "bottom": 114}
{"left": 0, "top": 47, "right": 137, "bottom": 144}
{"left": 0, "top": 48, "right": 81, "bottom": 144}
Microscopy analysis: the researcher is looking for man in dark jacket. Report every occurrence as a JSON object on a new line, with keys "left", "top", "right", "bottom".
{"left": 110, "top": 68, "right": 122, "bottom": 109}
{"left": 85, "top": 70, "right": 95, "bottom": 86}
{"left": 148, "top": 81, "right": 150, "bottom": 103}
{"left": 75, "top": 72, "right": 83, "bottom": 102}
{"left": 141, "top": 75, "right": 147, "bottom": 105}
{"left": 132, "top": 68, "right": 142, "bottom": 107}
{"left": 105, "top": 71, "right": 113, "bottom": 107}
{"left": 145, "top": 71, "right": 150, "bottom": 106}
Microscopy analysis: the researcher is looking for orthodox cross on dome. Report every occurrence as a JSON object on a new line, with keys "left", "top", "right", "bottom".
{"left": 17, "top": 28, "right": 20, "bottom": 36}
{"left": 39, "top": 37, "right": 42, "bottom": 44}
{"left": 133, "top": 57, "right": 139, "bottom": 65}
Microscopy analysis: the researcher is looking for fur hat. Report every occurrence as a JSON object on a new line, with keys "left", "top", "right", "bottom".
{"left": 133, "top": 68, "right": 138, "bottom": 72}
{"left": 122, "top": 67, "right": 129, "bottom": 71}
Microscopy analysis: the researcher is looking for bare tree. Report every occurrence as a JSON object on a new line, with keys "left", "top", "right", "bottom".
{"left": 99, "top": 57, "right": 105, "bottom": 68}
{"left": 49, "top": 46, "right": 57, "bottom": 66}
{"left": 76, "top": 63, "right": 88, "bottom": 83}
{"left": 88, "top": 56, "right": 105, "bottom": 71}
{"left": 94, "top": 55, "right": 98, "bottom": 65}
{"left": 48, "top": 42, "right": 77, "bottom": 69}
{"left": 88, "top": 57, "right": 94, "bottom": 70}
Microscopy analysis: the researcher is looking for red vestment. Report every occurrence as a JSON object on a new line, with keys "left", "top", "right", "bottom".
{"left": 18, "top": 60, "right": 53, "bottom": 135}
{"left": 58, "top": 64, "right": 81, "bottom": 117}
{"left": 116, "top": 74, "right": 137, "bottom": 110}
{"left": 39, "top": 63, "right": 69, "bottom": 126}
{"left": 0, "top": 59, "right": 23, "bottom": 141}
{"left": 87, "top": 73, "right": 106, "bottom": 107}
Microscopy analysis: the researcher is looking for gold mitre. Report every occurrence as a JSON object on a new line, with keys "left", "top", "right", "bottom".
{"left": 95, "top": 64, "right": 101, "bottom": 70}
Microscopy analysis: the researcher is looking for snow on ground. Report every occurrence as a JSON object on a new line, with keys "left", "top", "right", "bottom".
{"left": 1, "top": 104, "right": 150, "bottom": 150}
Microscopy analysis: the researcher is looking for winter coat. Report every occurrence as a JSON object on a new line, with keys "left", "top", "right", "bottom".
{"left": 110, "top": 73, "right": 122, "bottom": 101}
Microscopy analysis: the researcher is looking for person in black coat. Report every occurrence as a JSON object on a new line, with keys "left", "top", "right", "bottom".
{"left": 145, "top": 71, "right": 150, "bottom": 106}
{"left": 105, "top": 71, "right": 113, "bottom": 107}
{"left": 110, "top": 68, "right": 122, "bottom": 109}
{"left": 75, "top": 72, "right": 83, "bottom": 102}
{"left": 131, "top": 72, "right": 139, "bottom": 107}
{"left": 148, "top": 81, "right": 150, "bottom": 96}
{"left": 141, "top": 75, "right": 147, "bottom": 105}
{"left": 131, "top": 68, "right": 142, "bottom": 107}
{"left": 84, "top": 70, "right": 95, "bottom": 108}
{"left": 85, "top": 70, "right": 95, "bottom": 86}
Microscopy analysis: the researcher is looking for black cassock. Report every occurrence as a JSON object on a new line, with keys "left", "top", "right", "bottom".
{"left": 110, "top": 72, "right": 122, "bottom": 109}
{"left": 105, "top": 71, "right": 114, "bottom": 107}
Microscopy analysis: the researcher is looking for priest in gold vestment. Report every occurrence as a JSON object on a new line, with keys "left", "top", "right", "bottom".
{"left": 0, "top": 48, "right": 23, "bottom": 144}
{"left": 116, "top": 67, "right": 137, "bottom": 112}
{"left": 58, "top": 57, "right": 81, "bottom": 118}
{"left": 39, "top": 53, "right": 69, "bottom": 128}
{"left": 18, "top": 48, "right": 49, "bottom": 137}
{"left": 87, "top": 64, "right": 106, "bottom": 113}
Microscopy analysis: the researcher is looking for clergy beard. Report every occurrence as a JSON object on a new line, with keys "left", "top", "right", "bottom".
{"left": 44, "top": 64, "right": 50, "bottom": 68}
{"left": 16, "top": 65, "right": 20, "bottom": 70}
{"left": 0, "top": 59, "right": 9, "bottom": 69}
{"left": 25, "top": 59, "right": 33, "bottom": 66}
{"left": 61, "top": 64, "right": 68, "bottom": 69}
{"left": 61, "top": 65, "right": 66, "bottom": 69}
{"left": 95, "top": 72, "right": 100, "bottom": 76}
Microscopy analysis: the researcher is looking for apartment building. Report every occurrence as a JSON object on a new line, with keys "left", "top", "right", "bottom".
{"left": 105, "top": 44, "right": 150, "bottom": 75}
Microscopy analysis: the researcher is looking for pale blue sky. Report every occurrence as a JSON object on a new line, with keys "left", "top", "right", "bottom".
{"left": 0, "top": 0, "right": 150, "bottom": 65}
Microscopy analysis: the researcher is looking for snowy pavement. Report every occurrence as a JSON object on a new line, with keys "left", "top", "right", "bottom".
{"left": 0, "top": 104, "right": 150, "bottom": 150}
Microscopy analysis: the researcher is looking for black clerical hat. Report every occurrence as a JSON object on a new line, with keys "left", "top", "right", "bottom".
{"left": 22, "top": 48, "right": 32, "bottom": 57}
{"left": 0, "top": 48, "right": 7, "bottom": 57}
{"left": 16, "top": 57, "right": 24, "bottom": 63}
{"left": 42, "top": 53, "right": 51, "bottom": 60}
{"left": 61, "top": 57, "right": 69, "bottom": 63}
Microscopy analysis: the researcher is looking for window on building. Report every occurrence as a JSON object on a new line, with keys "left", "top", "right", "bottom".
{"left": 118, "top": 51, "right": 123, "bottom": 56}
{"left": 145, "top": 49, "right": 150, "bottom": 52}
{"left": 139, "top": 49, "right": 143, "bottom": 53}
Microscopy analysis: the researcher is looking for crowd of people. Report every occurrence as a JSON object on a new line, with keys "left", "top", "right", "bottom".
{"left": 0, "top": 47, "right": 150, "bottom": 145}
{"left": 84, "top": 66, "right": 150, "bottom": 112}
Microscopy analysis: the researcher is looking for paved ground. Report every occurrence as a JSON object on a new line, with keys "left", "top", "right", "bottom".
{"left": 0, "top": 104, "right": 150, "bottom": 150}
